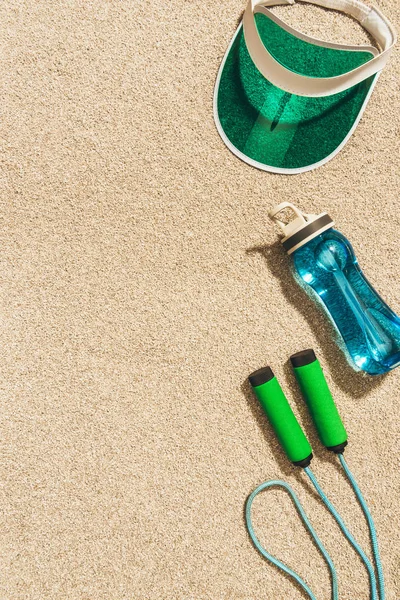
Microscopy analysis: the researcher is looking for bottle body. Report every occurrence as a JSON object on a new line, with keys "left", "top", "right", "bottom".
{"left": 292, "top": 228, "right": 400, "bottom": 375}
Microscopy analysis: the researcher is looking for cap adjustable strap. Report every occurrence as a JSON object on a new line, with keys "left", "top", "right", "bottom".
{"left": 243, "top": 0, "right": 397, "bottom": 98}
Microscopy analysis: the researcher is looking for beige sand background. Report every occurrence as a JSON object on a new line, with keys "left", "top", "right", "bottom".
{"left": 0, "top": 1, "right": 399, "bottom": 598}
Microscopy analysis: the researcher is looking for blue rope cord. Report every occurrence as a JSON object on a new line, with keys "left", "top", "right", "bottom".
{"left": 245, "top": 479, "right": 338, "bottom": 600}
{"left": 338, "top": 453, "right": 385, "bottom": 600}
{"left": 245, "top": 462, "right": 384, "bottom": 600}
{"left": 304, "top": 466, "right": 378, "bottom": 600}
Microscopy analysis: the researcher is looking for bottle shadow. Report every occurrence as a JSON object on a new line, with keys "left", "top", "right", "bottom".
{"left": 247, "top": 242, "right": 386, "bottom": 398}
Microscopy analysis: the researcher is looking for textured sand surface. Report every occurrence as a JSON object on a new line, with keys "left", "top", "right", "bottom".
{"left": 0, "top": 1, "right": 399, "bottom": 598}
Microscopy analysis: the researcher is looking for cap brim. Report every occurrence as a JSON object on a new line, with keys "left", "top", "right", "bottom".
{"left": 214, "top": 13, "right": 377, "bottom": 174}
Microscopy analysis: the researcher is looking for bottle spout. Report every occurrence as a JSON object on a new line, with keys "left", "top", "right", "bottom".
{"left": 269, "top": 202, "right": 312, "bottom": 238}
{"left": 269, "top": 202, "right": 334, "bottom": 255}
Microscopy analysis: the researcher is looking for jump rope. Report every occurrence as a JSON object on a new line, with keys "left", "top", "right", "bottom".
{"left": 246, "top": 349, "right": 385, "bottom": 600}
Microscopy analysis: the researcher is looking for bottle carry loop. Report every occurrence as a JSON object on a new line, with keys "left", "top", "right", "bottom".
{"left": 247, "top": 351, "right": 385, "bottom": 600}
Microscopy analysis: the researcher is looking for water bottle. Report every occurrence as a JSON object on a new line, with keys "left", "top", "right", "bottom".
{"left": 269, "top": 202, "right": 400, "bottom": 375}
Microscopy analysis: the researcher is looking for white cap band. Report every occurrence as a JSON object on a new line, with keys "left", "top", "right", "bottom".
{"left": 243, "top": 0, "right": 397, "bottom": 97}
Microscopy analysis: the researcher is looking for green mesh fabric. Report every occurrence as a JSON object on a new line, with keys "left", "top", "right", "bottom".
{"left": 216, "top": 13, "right": 376, "bottom": 170}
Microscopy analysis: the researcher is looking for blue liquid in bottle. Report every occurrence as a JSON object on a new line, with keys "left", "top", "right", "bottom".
{"left": 270, "top": 203, "right": 400, "bottom": 375}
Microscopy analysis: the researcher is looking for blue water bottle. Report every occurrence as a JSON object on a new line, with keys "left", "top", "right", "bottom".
{"left": 269, "top": 202, "right": 400, "bottom": 375}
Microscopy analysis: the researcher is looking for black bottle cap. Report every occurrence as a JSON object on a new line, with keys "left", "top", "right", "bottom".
{"left": 290, "top": 349, "right": 317, "bottom": 368}
{"left": 248, "top": 366, "right": 274, "bottom": 388}
{"left": 293, "top": 453, "right": 313, "bottom": 468}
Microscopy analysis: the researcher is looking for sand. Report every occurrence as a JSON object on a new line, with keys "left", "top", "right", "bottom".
{"left": 0, "top": 1, "right": 399, "bottom": 598}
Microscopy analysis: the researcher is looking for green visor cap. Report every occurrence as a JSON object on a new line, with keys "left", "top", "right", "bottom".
{"left": 214, "top": 0, "right": 396, "bottom": 174}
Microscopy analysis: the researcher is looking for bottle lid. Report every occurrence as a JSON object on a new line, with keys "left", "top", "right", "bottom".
{"left": 269, "top": 202, "right": 334, "bottom": 254}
